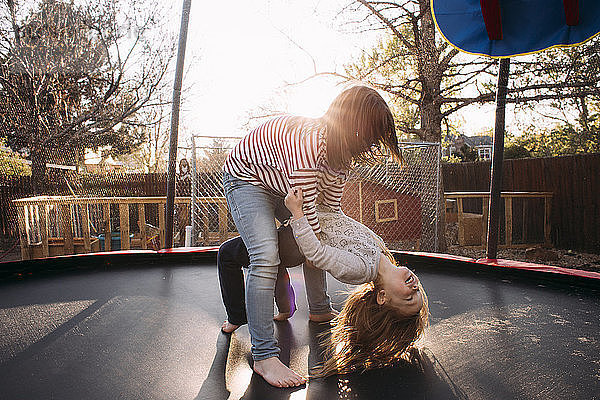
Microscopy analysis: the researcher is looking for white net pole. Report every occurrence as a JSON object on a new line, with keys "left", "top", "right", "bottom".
{"left": 190, "top": 136, "right": 198, "bottom": 246}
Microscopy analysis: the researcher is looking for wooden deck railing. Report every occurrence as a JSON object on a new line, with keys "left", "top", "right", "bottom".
{"left": 12, "top": 196, "right": 235, "bottom": 260}
{"left": 444, "top": 191, "right": 553, "bottom": 248}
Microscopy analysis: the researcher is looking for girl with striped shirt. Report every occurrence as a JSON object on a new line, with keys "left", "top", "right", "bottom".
{"left": 222, "top": 85, "right": 400, "bottom": 387}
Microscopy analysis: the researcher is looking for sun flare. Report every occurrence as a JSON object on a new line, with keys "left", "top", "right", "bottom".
{"left": 287, "top": 80, "right": 343, "bottom": 118}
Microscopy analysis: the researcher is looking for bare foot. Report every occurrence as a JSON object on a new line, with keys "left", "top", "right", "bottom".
{"left": 221, "top": 320, "right": 240, "bottom": 334}
{"left": 273, "top": 303, "right": 296, "bottom": 321}
{"left": 309, "top": 310, "right": 338, "bottom": 322}
{"left": 273, "top": 311, "right": 292, "bottom": 321}
{"left": 253, "top": 356, "right": 306, "bottom": 387}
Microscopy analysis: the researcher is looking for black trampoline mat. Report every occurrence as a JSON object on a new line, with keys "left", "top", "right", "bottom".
{"left": 0, "top": 260, "right": 598, "bottom": 400}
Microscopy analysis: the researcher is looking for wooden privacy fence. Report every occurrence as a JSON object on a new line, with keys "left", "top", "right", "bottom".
{"left": 443, "top": 153, "right": 600, "bottom": 252}
{"left": 445, "top": 191, "right": 552, "bottom": 248}
{"left": 12, "top": 196, "right": 235, "bottom": 260}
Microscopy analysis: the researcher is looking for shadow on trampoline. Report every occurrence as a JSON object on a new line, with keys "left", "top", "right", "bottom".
{"left": 194, "top": 332, "right": 231, "bottom": 400}
{"left": 194, "top": 319, "right": 464, "bottom": 400}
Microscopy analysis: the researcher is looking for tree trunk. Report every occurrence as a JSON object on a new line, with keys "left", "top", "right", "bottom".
{"left": 420, "top": 98, "right": 443, "bottom": 142}
{"left": 419, "top": 0, "right": 447, "bottom": 252}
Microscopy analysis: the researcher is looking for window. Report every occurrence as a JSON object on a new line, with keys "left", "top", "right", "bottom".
{"left": 478, "top": 147, "right": 492, "bottom": 160}
{"left": 374, "top": 199, "right": 398, "bottom": 223}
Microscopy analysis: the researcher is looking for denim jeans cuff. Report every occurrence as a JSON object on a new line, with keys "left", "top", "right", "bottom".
{"left": 252, "top": 351, "right": 280, "bottom": 361}
{"left": 308, "top": 305, "right": 333, "bottom": 315}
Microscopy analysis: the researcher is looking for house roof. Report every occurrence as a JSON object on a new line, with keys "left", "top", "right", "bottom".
{"left": 446, "top": 134, "right": 493, "bottom": 147}
{"left": 462, "top": 134, "right": 493, "bottom": 147}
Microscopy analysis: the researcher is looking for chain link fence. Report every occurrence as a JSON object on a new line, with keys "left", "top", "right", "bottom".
{"left": 182, "top": 137, "right": 441, "bottom": 251}
{"left": 2, "top": 135, "right": 440, "bottom": 259}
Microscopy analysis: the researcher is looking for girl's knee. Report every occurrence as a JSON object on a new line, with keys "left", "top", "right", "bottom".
{"left": 218, "top": 237, "right": 249, "bottom": 268}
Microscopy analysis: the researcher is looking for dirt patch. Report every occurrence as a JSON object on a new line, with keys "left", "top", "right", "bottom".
{"left": 445, "top": 223, "right": 600, "bottom": 273}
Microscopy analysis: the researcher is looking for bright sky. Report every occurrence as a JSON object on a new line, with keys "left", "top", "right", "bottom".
{"left": 166, "top": 0, "right": 518, "bottom": 146}
{"left": 176, "top": 0, "right": 380, "bottom": 141}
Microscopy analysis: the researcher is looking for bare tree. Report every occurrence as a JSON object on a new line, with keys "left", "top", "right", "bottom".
{"left": 311, "top": 0, "right": 494, "bottom": 142}
{"left": 308, "top": 1, "right": 600, "bottom": 143}
{"left": 0, "top": 0, "right": 175, "bottom": 192}
{"left": 125, "top": 96, "right": 171, "bottom": 173}
{"left": 511, "top": 36, "right": 600, "bottom": 129}
{"left": 195, "top": 138, "right": 231, "bottom": 173}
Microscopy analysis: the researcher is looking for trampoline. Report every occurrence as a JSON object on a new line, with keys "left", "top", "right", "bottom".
{"left": 0, "top": 249, "right": 598, "bottom": 400}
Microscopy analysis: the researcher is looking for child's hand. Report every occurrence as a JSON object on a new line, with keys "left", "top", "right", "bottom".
{"left": 285, "top": 188, "right": 304, "bottom": 220}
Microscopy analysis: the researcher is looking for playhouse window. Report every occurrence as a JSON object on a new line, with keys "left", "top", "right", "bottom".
{"left": 374, "top": 199, "right": 398, "bottom": 223}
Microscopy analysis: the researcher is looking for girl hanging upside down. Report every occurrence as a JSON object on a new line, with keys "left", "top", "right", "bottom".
{"left": 217, "top": 187, "right": 429, "bottom": 378}
{"left": 285, "top": 187, "right": 429, "bottom": 376}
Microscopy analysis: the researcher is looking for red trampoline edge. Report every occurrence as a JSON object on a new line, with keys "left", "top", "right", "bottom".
{"left": 397, "top": 250, "right": 600, "bottom": 281}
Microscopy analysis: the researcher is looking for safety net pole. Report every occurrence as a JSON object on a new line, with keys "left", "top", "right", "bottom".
{"left": 165, "top": 0, "right": 192, "bottom": 249}
{"left": 486, "top": 57, "right": 510, "bottom": 259}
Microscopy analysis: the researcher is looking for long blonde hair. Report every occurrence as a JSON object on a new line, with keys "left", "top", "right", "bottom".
{"left": 316, "top": 256, "right": 429, "bottom": 377}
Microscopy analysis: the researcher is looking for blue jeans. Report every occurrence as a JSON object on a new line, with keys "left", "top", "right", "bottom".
{"left": 217, "top": 225, "right": 304, "bottom": 327}
{"left": 223, "top": 173, "right": 331, "bottom": 360}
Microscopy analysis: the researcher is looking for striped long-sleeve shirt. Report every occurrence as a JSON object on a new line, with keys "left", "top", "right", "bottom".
{"left": 223, "top": 116, "right": 347, "bottom": 234}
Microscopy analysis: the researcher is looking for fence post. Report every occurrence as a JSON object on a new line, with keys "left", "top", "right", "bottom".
{"left": 138, "top": 203, "right": 147, "bottom": 249}
{"left": 81, "top": 204, "right": 91, "bottom": 253}
{"left": 191, "top": 136, "right": 198, "bottom": 246}
{"left": 60, "top": 204, "right": 74, "bottom": 255}
{"left": 103, "top": 203, "right": 112, "bottom": 251}
{"left": 119, "top": 203, "right": 130, "bottom": 250}
{"left": 16, "top": 205, "right": 29, "bottom": 260}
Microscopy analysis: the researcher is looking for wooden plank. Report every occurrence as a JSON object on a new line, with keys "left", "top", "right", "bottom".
{"left": 522, "top": 199, "right": 528, "bottom": 244}
{"left": 504, "top": 197, "right": 512, "bottom": 247}
{"left": 564, "top": 157, "right": 576, "bottom": 248}
{"left": 202, "top": 205, "right": 209, "bottom": 246}
{"left": 589, "top": 155, "right": 600, "bottom": 251}
{"left": 60, "top": 204, "right": 74, "bottom": 255}
{"left": 481, "top": 196, "right": 489, "bottom": 248}
{"left": 119, "top": 203, "right": 130, "bottom": 250}
{"left": 103, "top": 203, "right": 112, "bottom": 251}
{"left": 573, "top": 156, "right": 585, "bottom": 249}
{"left": 581, "top": 156, "right": 593, "bottom": 251}
{"left": 12, "top": 196, "right": 211, "bottom": 206}
{"left": 33, "top": 205, "right": 41, "bottom": 244}
{"left": 219, "top": 201, "right": 228, "bottom": 243}
{"left": 544, "top": 157, "right": 562, "bottom": 247}
{"left": 159, "top": 203, "right": 165, "bottom": 248}
{"left": 502, "top": 159, "right": 514, "bottom": 191}
{"left": 445, "top": 191, "right": 553, "bottom": 198}
{"left": 457, "top": 197, "right": 465, "bottom": 246}
{"left": 544, "top": 196, "right": 552, "bottom": 246}
{"left": 16, "top": 206, "right": 29, "bottom": 260}
{"left": 39, "top": 204, "right": 49, "bottom": 258}
{"left": 138, "top": 203, "right": 147, "bottom": 250}
{"left": 81, "top": 204, "right": 91, "bottom": 253}
{"left": 23, "top": 205, "right": 32, "bottom": 245}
